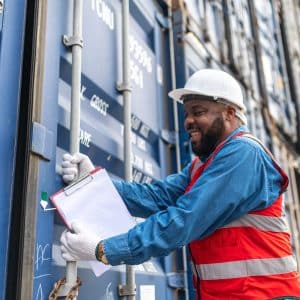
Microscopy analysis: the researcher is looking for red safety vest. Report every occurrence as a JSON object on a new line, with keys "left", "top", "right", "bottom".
{"left": 186, "top": 133, "right": 300, "bottom": 300}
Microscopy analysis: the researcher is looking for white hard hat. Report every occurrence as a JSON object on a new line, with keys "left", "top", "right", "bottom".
{"left": 168, "top": 69, "right": 247, "bottom": 124}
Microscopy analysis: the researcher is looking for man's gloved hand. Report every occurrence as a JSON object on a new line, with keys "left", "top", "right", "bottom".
{"left": 60, "top": 222, "right": 100, "bottom": 261}
{"left": 61, "top": 153, "right": 95, "bottom": 184}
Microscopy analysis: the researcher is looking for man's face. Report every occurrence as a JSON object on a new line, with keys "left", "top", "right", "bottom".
{"left": 183, "top": 99, "right": 226, "bottom": 157}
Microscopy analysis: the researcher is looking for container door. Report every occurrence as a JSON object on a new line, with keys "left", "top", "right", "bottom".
{"left": 15, "top": 0, "right": 178, "bottom": 299}
{"left": 0, "top": 1, "right": 27, "bottom": 299}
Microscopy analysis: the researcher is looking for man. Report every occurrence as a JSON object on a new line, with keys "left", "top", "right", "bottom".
{"left": 60, "top": 69, "right": 300, "bottom": 299}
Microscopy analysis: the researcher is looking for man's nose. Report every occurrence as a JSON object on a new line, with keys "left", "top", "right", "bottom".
{"left": 184, "top": 114, "right": 195, "bottom": 128}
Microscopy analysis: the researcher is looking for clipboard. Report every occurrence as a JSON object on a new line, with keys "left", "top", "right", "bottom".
{"left": 50, "top": 167, "right": 136, "bottom": 276}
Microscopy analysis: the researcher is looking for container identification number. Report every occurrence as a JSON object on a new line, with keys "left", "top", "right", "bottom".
{"left": 129, "top": 35, "right": 153, "bottom": 89}
{"left": 91, "top": 0, "right": 114, "bottom": 31}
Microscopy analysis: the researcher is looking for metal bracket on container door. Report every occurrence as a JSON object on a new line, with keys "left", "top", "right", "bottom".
{"left": 62, "top": 35, "right": 83, "bottom": 48}
{"left": 167, "top": 272, "right": 185, "bottom": 289}
{"left": 0, "top": 0, "right": 4, "bottom": 33}
{"left": 116, "top": 82, "right": 132, "bottom": 93}
{"left": 118, "top": 284, "right": 136, "bottom": 297}
{"left": 31, "top": 122, "right": 54, "bottom": 161}
{"left": 160, "top": 129, "right": 176, "bottom": 146}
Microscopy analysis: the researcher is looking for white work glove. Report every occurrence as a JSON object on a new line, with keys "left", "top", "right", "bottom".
{"left": 60, "top": 222, "right": 100, "bottom": 261}
{"left": 61, "top": 153, "right": 95, "bottom": 184}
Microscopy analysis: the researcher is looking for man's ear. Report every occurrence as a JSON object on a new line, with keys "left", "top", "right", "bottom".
{"left": 224, "top": 106, "right": 236, "bottom": 121}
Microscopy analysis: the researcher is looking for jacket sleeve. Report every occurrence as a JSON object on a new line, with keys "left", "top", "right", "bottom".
{"left": 112, "top": 164, "right": 191, "bottom": 218}
{"left": 104, "top": 138, "right": 284, "bottom": 265}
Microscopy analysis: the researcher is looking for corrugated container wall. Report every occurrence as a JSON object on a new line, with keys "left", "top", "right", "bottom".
{"left": 279, "top": 0, "right": 300, "bottom": 147}
{"left": 253, "top": 0, "right": 297, "bottom": 141}
{"left": 276, "top": 0, "right": 300, "bottom": 271}
{"left": 222, "top": 0, "right": 269, "bottom": 144}
{"left": 1, "top": 0, "right": 300, "bottom": 299}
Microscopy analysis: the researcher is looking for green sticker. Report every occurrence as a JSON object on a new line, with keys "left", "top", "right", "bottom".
{"left": 41, "top": 191, "right": 48, "bottom": 201}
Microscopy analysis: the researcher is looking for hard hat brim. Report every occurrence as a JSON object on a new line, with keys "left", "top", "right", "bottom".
{"left": 168, "top": 88, "right": 202, "bottom": 103}
{"left": 168, "top": 88, "right": 247, "bottom": 112}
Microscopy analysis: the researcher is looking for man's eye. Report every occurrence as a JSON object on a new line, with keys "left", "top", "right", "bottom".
{"left": 194, "top": 111, "right": 205, "bottom": 116}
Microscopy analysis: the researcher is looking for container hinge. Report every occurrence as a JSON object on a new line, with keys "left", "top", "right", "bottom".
{"left": 0, "top": 0, "right": 4, "bottom": 14}
{"left": 118, "top": 284, "right": 136, "bottom": 297}
{"left": 155, "top": 11, "right": 169, "bottom": 30}
{"left": 160, "top": 129, "right": 176, "bottom": 145}
{"left": 0, "top": 0, "right": 4, "bottom": 33}
{"left": 31, "top": 121, "right": 53, "bottom": 161}
{"left": 167, "top": 271, "right": 185, "bottom": 289}
{"left": 62, "top": 34, "right": 83, "bottom": 48}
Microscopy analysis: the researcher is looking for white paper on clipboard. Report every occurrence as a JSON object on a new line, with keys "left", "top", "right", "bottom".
{"left": 50, "top": 167, "right": 136, "bottom": 276}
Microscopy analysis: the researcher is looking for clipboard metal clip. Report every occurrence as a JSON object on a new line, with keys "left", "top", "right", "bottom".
{"left": 64, "top": 172, "right": 94, "bottom": 196}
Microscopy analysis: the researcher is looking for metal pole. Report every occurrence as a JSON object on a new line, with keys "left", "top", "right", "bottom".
{"left": 168, "top": 6, "right": 189, "bottom": 300}
{"left": 168, "top": 8, "right": 181, "bottom": 172}
{"left": 122, "top": 1, "right": 131, "bottom": 181}
{"left": 65, "top": 0, "right": 83, "bottom": 297}
{"left": 69, "top": 0, "right": 82, "bottom": 154}
{"left": 123, "top": 0, "right": 136, "bottom": 299}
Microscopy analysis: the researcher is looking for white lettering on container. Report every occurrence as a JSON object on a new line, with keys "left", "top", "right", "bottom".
{"left": 91, "top": 0, "right": 114, "bottom": 31}
{"left": 90, "top": 94, "right": 109, "bottom": 116}
{"left": 131, "top": 115, "right": 141, "bottom": 131}
{"left": 137, "top": 136, "right": 146, "bottom": 151}
{"left": 80, "top": 85, "right": 87, "bottom": 101}
{"left": 35, "top": 284, "right": 43, "bottom": 300}
{"left": 131, "top": 132, "right": 137, "bottom": 145}
{"left": 129, "top": 35, "right": 153, "bottom": 89}
{"left": 130, "top": 60, "right": 144, "bottom": 89}
{"left": 35, "top": 243, "right": 51, "bottom": 271}
{"left": 79, "top": 129, "right": 92, "bottom": 148}
{"left": 157, "top": 64, "right": 163, "bottom": 85}
{"left": 132, "top": 153, "right": 144, "bottom": 170}
{"left": 139, "top": 124, "right": 150, "bottom": 139}
{"left": 142, "top": 176, "right": 152, "bottom": 184}
{"left": 129, "top": 35, "right": 152, "bottom": 73}
{"left": 144, "top": 161, "right": 153, "bottom": 176}
{"left": 133, "top": 170, "right": 143, "bottom": 183}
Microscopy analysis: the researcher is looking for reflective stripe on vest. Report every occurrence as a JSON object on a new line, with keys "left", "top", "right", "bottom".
{"left": 190, "top": 158, "right": 203, "bottom": 179}
{"left": 221, "top": 214, "right": 289, "bottom": 232}
{"left": 194, "top": 255, "right": 298, "bottom": 280}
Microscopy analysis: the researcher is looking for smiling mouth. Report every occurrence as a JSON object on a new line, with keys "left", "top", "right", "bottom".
{"left": 189, "top": 131, "right": 201, "bottom": 141}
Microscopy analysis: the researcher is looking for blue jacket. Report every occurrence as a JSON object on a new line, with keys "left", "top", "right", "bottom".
{"left": 103, "top": 126, "right": 284, "bottom": 265}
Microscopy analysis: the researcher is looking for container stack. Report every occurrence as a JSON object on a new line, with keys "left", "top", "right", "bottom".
{"left": 171, "top": 0, "right": 300, "bottom": 272}
{"left": 1, "top": 1, "right": 300, "bottom": 299}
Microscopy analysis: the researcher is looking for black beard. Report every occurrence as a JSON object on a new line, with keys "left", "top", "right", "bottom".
{"left": 191, "top": 116, "right": 225, "bottom": 158}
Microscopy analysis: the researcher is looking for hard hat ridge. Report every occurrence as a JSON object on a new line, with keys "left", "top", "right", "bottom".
{"left": 168, "top": 68, "right": 247, "bottom": 124}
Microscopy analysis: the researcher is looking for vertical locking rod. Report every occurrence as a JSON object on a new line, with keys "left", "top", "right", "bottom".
{"left": 64, "top": 0, "right": 83, "bottom": 298}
